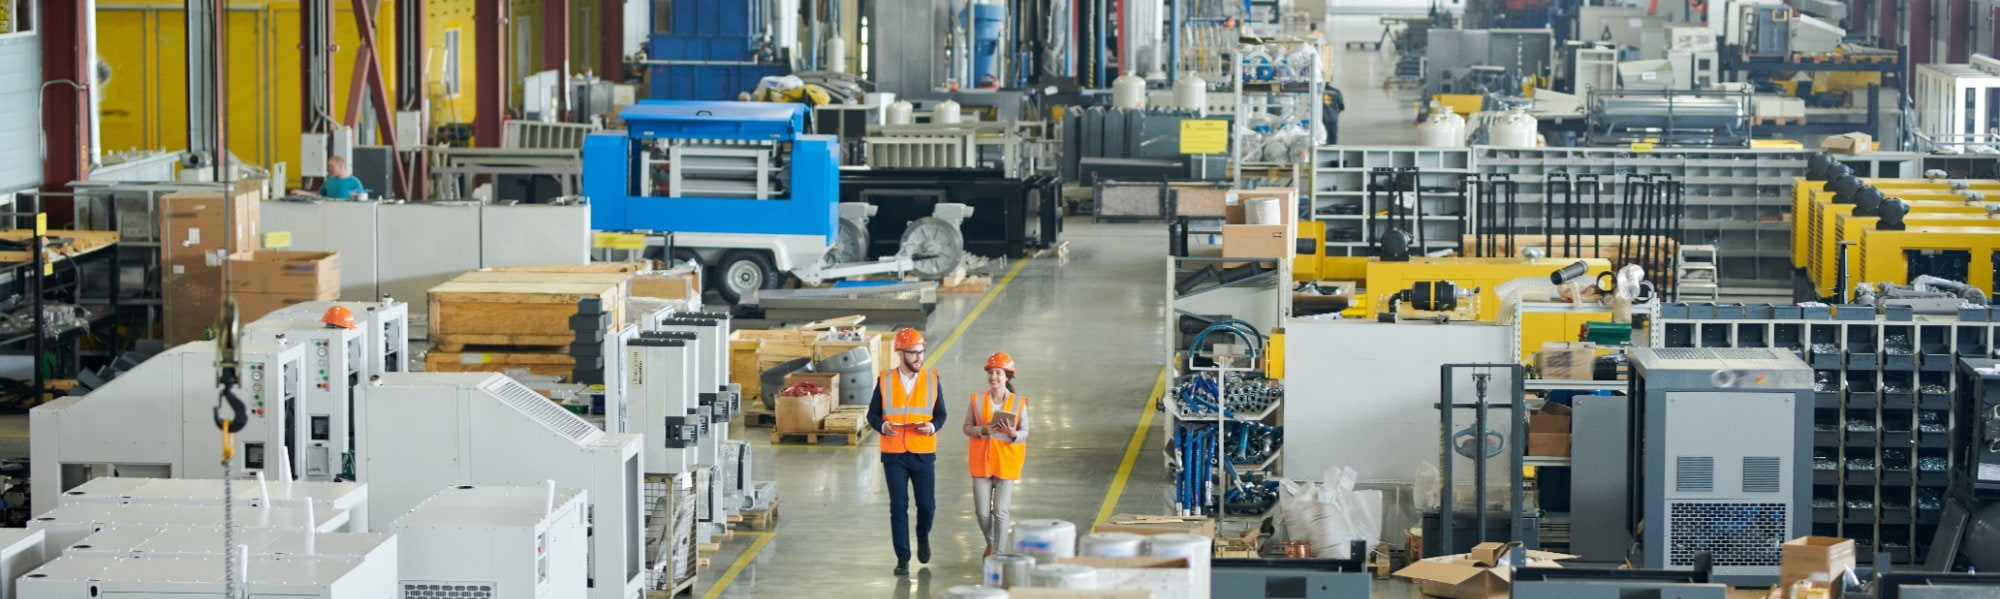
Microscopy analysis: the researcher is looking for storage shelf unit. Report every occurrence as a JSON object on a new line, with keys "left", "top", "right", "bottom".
{"left": 1656, "top": 302, "right": 1987, "bottom": 564}
{"left": 1310, "top": 146, "right": 1474, "bottom": 257}
{"left": 1472, "top": 146, "right": 1814, "bottom": 289}
{"left": 1232, "top": 39, "right": 1322, "bottom": 187}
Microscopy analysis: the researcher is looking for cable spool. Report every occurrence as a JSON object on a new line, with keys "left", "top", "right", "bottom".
{"left": 984, "top": 553, "right": 1036, "bottom": 589}
{"left": 940, "top": 585, "right": 1010, "bottom": 599}
{"left": 1010, "top": 519, "right": 1078, "bottom": 564}
{"left": 1078, "top": 532, "right": 1146, "bottom": 558}
{"left": 1144, "top": 533, "right": 1213, "bottom": 574}
{"left": 1028, "top": 563, "right": 1098, "bottom": 589}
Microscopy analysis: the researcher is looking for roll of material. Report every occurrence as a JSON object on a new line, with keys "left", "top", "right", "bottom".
{"left": 1027, "top": 563, "right": 1098, "bottom": 589}
{"left": 939, "top": 585, "right": 1009, "bottom": 599}
{"left": 983, "top": 553, "right": 1037, "bottom": 589}
{"left": 1010, "top": 519, "right": 1079, "bottom": 564}
{"left": 1245, "top": 197, "right": 1282, "bottom": 225}
{"left": 1144, "top": 533, "right": 1214, "bottom": 572}
{"left": 1078, "top": 532, "right": 1146, "bottom": 558}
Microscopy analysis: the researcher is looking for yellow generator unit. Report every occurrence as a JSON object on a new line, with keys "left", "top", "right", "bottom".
{"left": 1800, "top": 186, "right": 1998, "bottom": 298}
{"left": 1853, "top": 202, "right": 2000, "bottom": 297}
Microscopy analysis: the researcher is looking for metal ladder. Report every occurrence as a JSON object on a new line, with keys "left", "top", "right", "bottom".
{"left": 1676, "top": 244, "right": 1720, "bottom": 301}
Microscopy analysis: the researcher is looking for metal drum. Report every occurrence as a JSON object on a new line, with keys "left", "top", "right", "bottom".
{"left": 1010, "top": 519, "right": 1078, "bottom": 564}
{"left": 1077, "top": 532, "right": 1145, "bottom": 558}
{"left": 1144, "top": 533, "right": 1213, "bottom": 573}
{"left": 810, "top": 346, "right": 876, "bottom": 406}
{"left": 982, "top": 553, "right": 1036, "bottom": 589}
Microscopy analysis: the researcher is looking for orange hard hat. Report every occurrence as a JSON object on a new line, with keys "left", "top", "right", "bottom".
{"left": 984, "top": 352, "right": 1015, "bottom": 375}
{"left": 894, "top": 328, "right": 925, "bottom": 350}
{"left": 322, "top": 305, "right": 357, "bottom": 329}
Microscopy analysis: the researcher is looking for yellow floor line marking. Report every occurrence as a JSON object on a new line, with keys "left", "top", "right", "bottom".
{"left": 700, "top": 531, "right": 774, "bottom": 599}
{"left": 923, "top": 257, "right": 1032, "bottom": 369}
{"left": 1094, "top": 365, "right": 1170, "bottom": 528}
{"left": 710, "top": 257, "right": 1031, "bottom": 596}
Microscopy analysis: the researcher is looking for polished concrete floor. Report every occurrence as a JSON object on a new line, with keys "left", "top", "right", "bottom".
{"left": 694, "top": 221, "right": 1177, "bottom": 598}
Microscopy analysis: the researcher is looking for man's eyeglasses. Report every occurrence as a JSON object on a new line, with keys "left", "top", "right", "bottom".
{"left": 898, "top": 349, "right": 924, "bottom": 355}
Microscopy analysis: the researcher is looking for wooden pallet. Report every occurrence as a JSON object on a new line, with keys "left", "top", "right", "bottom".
{"left": 741, "top": 405, "right": 777, "bottom": 428}
{"left": 1753, "top": 117, "right": 1806, "bottom": 126}
{"left": 669, "top": 577, "right": 696, "bottom": 598}
{"left": 738, "top": 502, "right": 778, "bottom": 532}
{"left": 697, "top": 542, "right": 721, "bottom": 554}
{"left": 771, "top": 427, "right": 873, "bottom": 446}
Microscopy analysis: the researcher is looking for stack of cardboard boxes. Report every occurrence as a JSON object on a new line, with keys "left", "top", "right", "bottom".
{"left": 160, "top": 181, "right": 341, "bottom": 343}
{"left": 1220, "top": 189, "right": 1298, "bottom": 267}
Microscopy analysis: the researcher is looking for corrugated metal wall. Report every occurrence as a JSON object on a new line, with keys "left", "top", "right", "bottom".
{"left": 0, "top": 33, "right": 43, "bottom": 192}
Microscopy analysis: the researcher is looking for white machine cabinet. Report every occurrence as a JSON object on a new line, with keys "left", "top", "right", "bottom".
{"left": 17, "top": 553, "right": 395, "bottom": 599}
{"left": 267, "top": 299, "right": 412, "bottom": 375}
{"left": 245, "top": 318, "right": 368, "bottom": 481}
{"left": 26, "top": 503, "right": 352, "bottom": 551}
{"left": 0, "top": 529, "right": 48, "bottom": 599}
{"left": 395, "top": 485, "right": 589, "bottom": 599}
{"left": 30, "top": 340, "right": 308, "bottom": 514}
{"left": 62, "top": 528, "right": 394, "bottom": 565}
{"left": 627, "top": 332, "right": 700, "bottom": 476}
{"left": 355, "top": 373, "right": 644, "bottom": 599}
{"left": 57, "top": 478, "right": 370, "bottom": 533}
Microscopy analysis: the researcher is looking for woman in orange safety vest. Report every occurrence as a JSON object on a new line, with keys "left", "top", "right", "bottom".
{"left": 963, "top": 351, "right": 1028, "bottom": 557}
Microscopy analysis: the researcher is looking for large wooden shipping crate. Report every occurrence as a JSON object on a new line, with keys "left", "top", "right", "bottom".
{"left": 426, "top": 270, "right": 629, "bottom": 351}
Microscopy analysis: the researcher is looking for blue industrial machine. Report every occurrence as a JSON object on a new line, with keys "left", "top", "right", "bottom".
{"left": 647, "top": 0, "right": 793, "bottom": 100}
{"left": 585, "top": 100, "right": 964, "bottom": 303}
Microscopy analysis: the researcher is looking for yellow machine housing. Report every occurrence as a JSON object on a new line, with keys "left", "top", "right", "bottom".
{"left": 1293, "top": 221, "right": 1367, "bottom": 281}
{"left": 1800, "top": 190, "right": 1998, "bottom": 298}
{"left": 1813, "top": 210, "right": 2000, "bottom": 298}
{"left": 1855, "top": 225, "right": 2000, "bottom": 295}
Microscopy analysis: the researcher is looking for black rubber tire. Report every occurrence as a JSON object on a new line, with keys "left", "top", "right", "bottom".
{"left": 713, "top": 251, "right": 780, "bottom": 304}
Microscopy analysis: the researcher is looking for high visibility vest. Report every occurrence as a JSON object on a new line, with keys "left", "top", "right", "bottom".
{"left": 879, "top": 368, "right": 939, "bottom": 454}
{"left": 968, "top": 392, "right": 1027, "bottom": 480}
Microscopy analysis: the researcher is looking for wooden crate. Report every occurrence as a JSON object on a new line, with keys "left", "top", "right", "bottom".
{"left": 729, "top": 329, "right": 890, "bottom": 400}
{"left": 486, "top": 262, "right": 650, "bottom": 274}
{"left": 822, "top": 406, "right": 869, "bottom": 431}
{"left": 772, "top": 406, "right": 872, "bottom": 446}
{"left": 427, "top": 271, "right": 626, "bottom": 351}
{"left": 424, "top": 350, "right": 574, "bottom": 380}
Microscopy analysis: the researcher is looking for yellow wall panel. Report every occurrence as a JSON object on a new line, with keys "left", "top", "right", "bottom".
{"left": 426, "top": 0, "right": 478, "bottom": 130}
{"left": 96, "top": 10, "right": 157, "bottom": 154}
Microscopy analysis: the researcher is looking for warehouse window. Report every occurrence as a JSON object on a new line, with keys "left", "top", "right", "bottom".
{"left": 442, "top": 29, "right": 460, "bottom": 97}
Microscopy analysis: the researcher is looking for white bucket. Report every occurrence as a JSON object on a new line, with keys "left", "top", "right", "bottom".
{"left": 983, "top": 553, "right": 1037, "bottom": 589}
{"left": 1078, "top": 532, "right": 1146, "bottom": 558}
{"left": 1245, "top": 197, "right": 1282, "bottom": 224}
{"left": 1028, "top": 563, "right": 1098, "bottom": 589}
{"left": 1011, "top": 519, "right": 1078, "bottom": 564}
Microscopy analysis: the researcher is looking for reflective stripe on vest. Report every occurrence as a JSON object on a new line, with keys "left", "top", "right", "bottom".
{"left": 881, "top": 368, "right": 939, "bottom": 454}
{"left": 968, "top": 391, "right": 1027, "bottom": 480}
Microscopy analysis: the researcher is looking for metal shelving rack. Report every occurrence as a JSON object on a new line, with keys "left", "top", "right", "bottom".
{"left": 1657, "top": 302, "right": 1982, "bottom": 564}
{"left": 1163, "top": 255, "right": 1290, "bottom": 519}
{"left": 1231, "top": 37, "right": 1322, "bottom": 188}
{"left": 1310, "top": 146, "right": 1474, "bottom": 257}
{"left": 0, "top": 200, "right": 124, "bottom": 408}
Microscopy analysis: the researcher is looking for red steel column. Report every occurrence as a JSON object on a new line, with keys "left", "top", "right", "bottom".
{"left": 542, "top": 0, "right": 568, "bottom": 117}
{"left": 1911, "top": 0, "right": 1933, "bottom": 68}
{"left": 39, "top": 0, "right": 89, "bottom": 221}
{"left": 1879, "top": 0, "right": 1898, "bottom": 50}
{"left": 475, "top": 0, "right": 506, "bottom": 147}
{"left": 600, "top": 0, "right": 624, "bottom": 81}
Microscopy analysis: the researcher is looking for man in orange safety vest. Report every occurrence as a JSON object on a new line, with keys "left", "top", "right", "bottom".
{"left": 866, "top": 327, "right": 947, "bottom": 576}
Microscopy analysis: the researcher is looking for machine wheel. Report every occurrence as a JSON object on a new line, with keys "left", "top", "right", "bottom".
{"left": 899, "top": 216, "right": 965, "bottom": 279}
{"left": 713, "top": 251, "right": 780, "bottom": 304}
{"left": 828, "top": 217, "right": 871, "bottom": 265}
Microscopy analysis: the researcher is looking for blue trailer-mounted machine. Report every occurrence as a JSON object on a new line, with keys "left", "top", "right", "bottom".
{"left": 584, "top": 100, "right": 969, "bottom": 303}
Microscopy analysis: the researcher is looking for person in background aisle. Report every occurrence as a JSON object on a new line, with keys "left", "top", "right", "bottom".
{"left": 1322, "top": 88, "right": 1346, "bottom": 145}
{"left": 963, "top": 351, "right": 1029, "bottom": 558}
{"left": 866, "top": 328, "right": 947, "bottom": 577}
{"left": 289, "top": 156, "right": 365, "bottom": 200}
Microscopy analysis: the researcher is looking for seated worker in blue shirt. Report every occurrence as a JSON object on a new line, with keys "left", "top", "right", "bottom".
{"left": 290, "top": 156, "right": 366, "bottom": 200}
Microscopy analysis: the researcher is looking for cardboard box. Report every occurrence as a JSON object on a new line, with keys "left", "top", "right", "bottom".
{"left": 228, "top": 251, "right": 340, "bottom": 296}
{"left": 1780, "top": 536, "right": 1856, "bottom": 589}
{"left": 1224, "top": 188, "right": 1298, "bottom": 225}
{"left": 1007, "top": 591, "right": 1152, "bottom": 599}
{"left": 232, "top": 288, "right": 341, "bottom": 323}
{"left": 1394, "top": 542, "right": 1575, "bottom": 599}
{"left": 1094, "top": 515, "right": 1216, "bottom": 539}
{"left": 1172, "top": 187, "right": 1230, "bottom": 217}
{"left": 164, "top": 267, "right": 225, "bottom": 344}
{"left": 1527, "top": 402, "right": 1573, "bottom": 457}
{"left": 1536, "top": 342, "right": 1597, "bottom": 381}
{"left": 1820, "top": 132, "right": 1874, "bottom": 155}
{"left": 159, "top": 180, "right": 264, "bottom": 277}
{"left": 1058, "top": 557, "right": 1206, "bottom": 599}
{"left": 781, "top": 372, "right": 841, "bottom": 402}
{"left": 1222, "top": 224, "right": 1291, "bottom": 262}
{"left": 775, "top": 392, "right": 833, "bottom": 432}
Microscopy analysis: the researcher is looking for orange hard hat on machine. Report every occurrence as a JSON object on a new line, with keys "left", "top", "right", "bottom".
{"left": 984, "top": 352, "right": 1016, "bottom": 375}
{"left": 894, "top": 328, "right": 925, "bottom": 350}
{"left": 322, "top": 305, "right": 357, "bottom": 329}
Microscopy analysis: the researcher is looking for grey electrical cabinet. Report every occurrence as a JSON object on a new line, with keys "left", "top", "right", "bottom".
{"left": 1629, "top": 347, "right": 1813, "bottom": 585}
